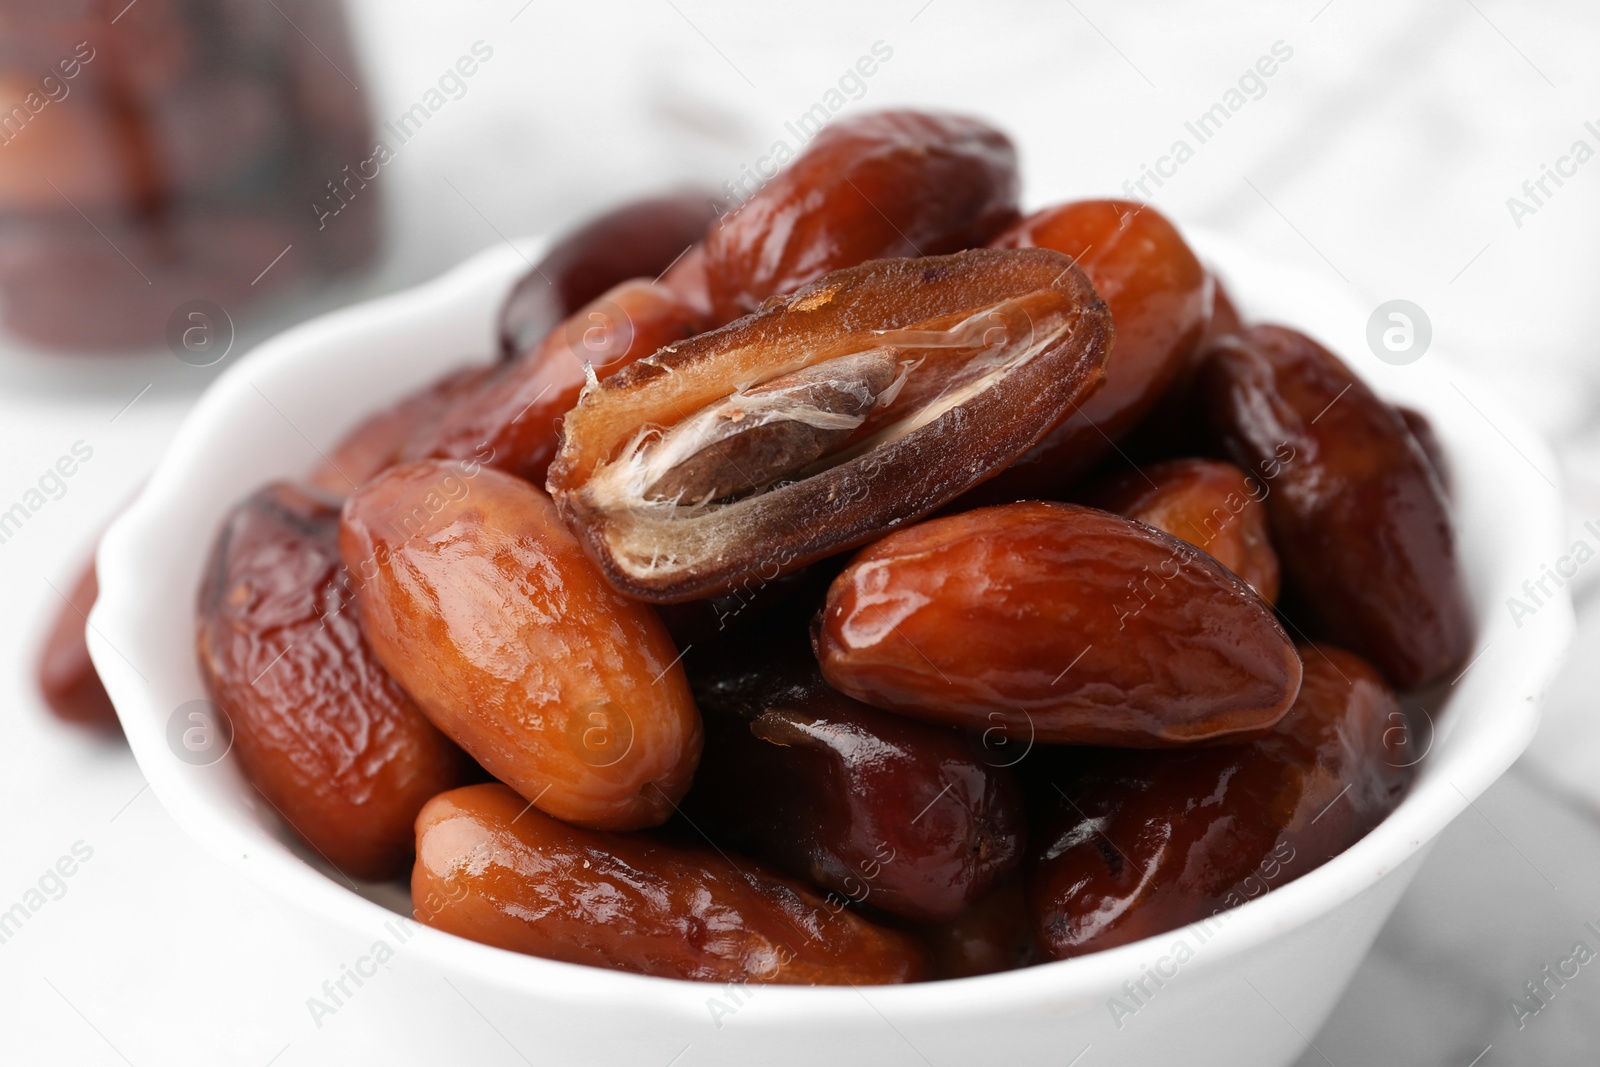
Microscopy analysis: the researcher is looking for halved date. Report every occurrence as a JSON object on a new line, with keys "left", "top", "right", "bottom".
{"left": 1195, "top": 325, "right": 1472, "bottom": 688}
{"left": 499, "top": 190, "right": 714, "bottom": 359}
{"left": 815, "top": 501, "right": 1301, "bottom": 746}
{"left": 1028, "top": 643, "right": 1414, "bottom": 958}
{"left": 686, "top": 642, "right": 1026, "bottom": 922}
{"left": 548, "top": 248, "right": 1113, "bottom": 602}
{"left": 339, "top": 460, "right": 701, "bottom": 830}
{"left": 1078, "top": 457, "right": 1280, "bottom": 603}
{"left": 413, "top": 783, "right": 928, "bottom": 984}
{"left": 197, "top": 482, "right": 469, "bottom": 880}
{"left": 705, "top": 110, "right": 1019, "bottom": 321}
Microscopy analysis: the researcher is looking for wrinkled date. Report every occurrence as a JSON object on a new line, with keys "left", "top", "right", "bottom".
{"left": 36, "top": 555, "right": 119, "bottom": 729}
{"left": 499, "top": 191, "right": 714, "bottom": 359}
{"left": 705, "top": 110, "right": 1019, "bottom": 322}
{"left": 686, "top": 642, "right": 1026, "bottom": 923}
{"left": 339, "top": 461, "right": 701, "bottom": 831}
{"left": 404, "top": 279, "right": 705, "bottom": 485}
{"left": 1195, "top": 325, "right": 1473, "bottom": 688}
{"left": 1079, "top": 458, "right": 1281, "bottom": 603}
{"left": 974, "top": 199, "right": 1210, "bottom": 500}
{"left": 1027, "top": 643, "right": 1414, "bottom": 958}
{"left": 196, "top": 483, "right": 469, "bottom": 880}
{"left": 548, "top": 248, "right": 1113, "bottom": 602}
{"left": 413, "top": 783, "right": 928, "bottom": 983}
{"left": 816, "top": 501, "right": 1302, "bottom": 746}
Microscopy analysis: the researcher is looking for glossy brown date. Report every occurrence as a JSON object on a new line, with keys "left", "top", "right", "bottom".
{"left": 339, "top": 461, "right": 701, "bottom": 831}
{"left": 704, "top": 110, "right": 1019, "bottom": 321}
{"left": 36, "top": 556, "right": 119, "bottom": 730}
{"left": 548, "top": 248, "right": 1113, "bottom": 602}
{"left": 499, "top": 191, "right": 713, "bottom": 360}
{"left": 1078, "top": 458, "right": 1280, "bottom": 603}
{"left": 973, "top": 200, "right": 1210, "bottom": 500}
{"left": 815, "top": 501, "right": 1302, "bottom": 746}
{"left": 686, "top": 642, "right": 1026, "bottom": 922}
{"left": 197, "top": 482, "right": 469, "bottom": 880}
{"left": 404, "top": 280, "right": 705, "bottom": 486}
{"left": 413, "top": 783, "right": 928, "bottom": 984}
{"left": 1195, "top": 325, "right": 1472, "bottom": 688}
{"left": 1028, "top": 643, "right": 1414, "bottom": 958}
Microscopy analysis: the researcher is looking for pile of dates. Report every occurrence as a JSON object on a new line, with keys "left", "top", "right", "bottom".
{"left": 184, "top": 110, "right": 1472, "bottom": 984}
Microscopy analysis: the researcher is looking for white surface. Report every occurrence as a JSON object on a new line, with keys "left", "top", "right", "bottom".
{"left": 4, "top": 0, "right": 1600, "bottom": 1064}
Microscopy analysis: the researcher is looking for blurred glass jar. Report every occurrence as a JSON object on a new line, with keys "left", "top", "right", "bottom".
{"left": 0, "top": 0, "right": 378, "bottom": 352}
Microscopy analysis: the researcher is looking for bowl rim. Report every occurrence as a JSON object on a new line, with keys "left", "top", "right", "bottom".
{"left": 89, "top": 234, "right": 1575, "bottom": 1022}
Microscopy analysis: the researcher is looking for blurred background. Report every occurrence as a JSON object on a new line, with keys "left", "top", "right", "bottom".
{"left": 3, "top": 0, "right": 1599, "bottom": 1062}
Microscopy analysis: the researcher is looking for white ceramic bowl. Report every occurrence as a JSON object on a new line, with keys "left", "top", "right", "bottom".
{"left": 92, "top": 233, "right": 1573, "bottom": 1066}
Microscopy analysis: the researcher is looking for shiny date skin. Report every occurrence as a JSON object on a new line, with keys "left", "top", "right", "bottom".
{"left": 1028, "top": 644, "right": 1414, "bottom": 958}
{"left": 686, "top": 641, "right": 1027, "bottom": 923}
{"left": 36, "top": 555, "right": 119, "bottom": 730}
{"left": 549, "top": 248, "right": 1113, "bottom": 602}
{"left": 973, "top": 200, "right": 1210, "bottom": 501}
{"left": 339, "top": 461, "right": 702, "bottom": 831}
{"left": 197, "top": 482, "right": 469, "bottom": 880}
{"left": 816, "top": 501, "right": 1302, "bottom": 747}
{"left": 705, "top": 110, "right": 1019, "bottom": 321}
{"left": 499, "top": 191, "right": 714, "bottom": 359}
{"left": 1195, "top": 325, "right": 1473, "bottom": 688}
{"left": 405, "top": 279, "right": 705, "bottom": 486}
{"left": 413, "top": 783, "right": 928, "bottom": 984}
{"left": 1079, "top": 458, "right": 1281, "bottom": 603}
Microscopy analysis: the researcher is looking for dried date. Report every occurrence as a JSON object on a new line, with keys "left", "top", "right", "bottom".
{"left": 815, "top": 501, "right": 1301, "bottom": 746}
{"left": 1195, "top": 325, "right": 1472, "bottom": 688}
{"left": 339, "top": 460, "right": 702, "bottom": 830}
{"left": 705, "top": 110, "right": 1019, "bottom": 321}
{"left": 1028, "top": 643, "right": 1414, "bottom": 958}
{"left": 686, "top": 642, "right": 1026, "bottom": 922}
{"left": 413, "top": 783, "right": 928, "bottom": 983}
